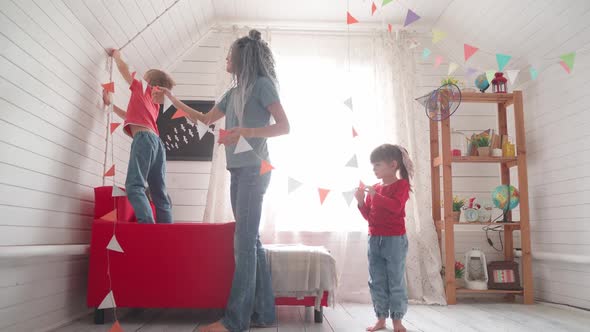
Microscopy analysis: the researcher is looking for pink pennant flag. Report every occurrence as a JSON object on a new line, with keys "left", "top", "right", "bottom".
{"left": 104, "top": 165, "right": 115, "bottom": 177}
{"left": 388, "top": 23, "right": 392, "bottom": 33}
{"left": 559, "top": 61, "right": 571, "bottom": 74}
{"left": 347, "top": 12, "right": 359, "bottom": 25}
{"left": 352, "top": 127, "right": 359, "bottom": 138}
{"left": 371, "top": 2, "right": 377, "bottom": 15}
{"left": 464, "top": 44, "right": 478, "bottom": 61}
{"left": 435, "top": 55, "right": 444, "bottom": 68}
{"left": 318, "top": 188, "right": 330, "bottom": 205}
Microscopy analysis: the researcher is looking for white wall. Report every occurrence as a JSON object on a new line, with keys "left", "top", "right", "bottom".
{"left": 0, "top": 0, "right": 214, "bottom": 330}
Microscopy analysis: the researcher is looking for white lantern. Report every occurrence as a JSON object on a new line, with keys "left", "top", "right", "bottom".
{"left": 464, "top": 248, "right": 489, "bottom": 290}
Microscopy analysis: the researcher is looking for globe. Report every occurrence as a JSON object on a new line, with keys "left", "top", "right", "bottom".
{"left": 475, "top": 73, "right": 490, "bottom": 92}
{"left": 492, "top": 185, "right": 520, "bottom": 211}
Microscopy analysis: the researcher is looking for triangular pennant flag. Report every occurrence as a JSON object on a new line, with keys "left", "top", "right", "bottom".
{"left": 404, "top": 9, "right": 420, "bottom": 27}
{"left": 408, "top": 39, "right": 420, "bottom": 49}
{"left": 352, "top": 127, "right": 358, "bottom": 138}
{"left": 260, "top": 160, "right": 274, "bottom": 175}
{"left": 346, "top": 12, "right": 358, "bottom": 25}
{"left": 382, "top": 0, "right": 394, "bottom": 6}
{"left": 559, "top": 61, "right": 571, "bottom": 74}
{"left": 196, "top": 121, "right": 210, "bottom": 140}
{"left": 560, "top": 52, "right": 575, "bottom": 71}
{"left": 288, "top": 177, "right": 303, "bottom": 194}
{"left": 529, "top": 67, "right": 538, "bottom": 80}
{"left": 102, "top": 82, "right": 114, "bottom": 93}
{"left": 109, "top": 321, "right": 123, "bottom": 332}
{"left": 432, "top": 29, "right": 446, "bottom": 44}
{"left": 448, "top": 62, "right": 459, "bottom": 76}
{"left": 342, "top": 190, "right": 356, "bottom": 206}
{"left": 162, "top": 96, "right": 173, "bottom": 113}
{"left": 422, "top": 48, "right": 431, "bottom": 60}
{"left": 388, "top": 23, "right": 392, "bottom": 33}
{"left": 435, "top": 55, "right": 444, "bottom": 68}
{"left": 344, "top": 97, "right": 353, "bottom": 110}
{"left": 110, "top": 122, "right": 121, "bottom": 134}
{"left": 218, "top": 128, "right": 229, "bottom": 144}
{"left": 172, "top": 109, "right": 189, "bottom": 120}
{"left": 99, "top": 290, "right": 116, "bottom": 309}
{"left": 234, "top": 136, "right": 253, "bottom": 154}
{"left": 112, "top": 186, "right": 126, "bottom": 197}
{"left": 318, "top": 188, "right": 330, "bottom": 205}
{"left": 506, "top": 70, "right": 520, "bottom": 84}
{"left": 486, "top": 70, "right": 496, "bottom": 85}
{"left": 465, "top": 67, "right": 478, "bottom": 78}
{"left": 464, "top": 44, "right": 478, "bottom": 61}
{"left": 107, "top": 234, "right": 124, "bottom": 253}
{"left": 100, "top": 209, "right": 117, "bottom": 222}
{"left": 496, "top": 54, "right": 512, "bottom": 71}
{"left": 104, "top": 165, "right": 115, "bottom": 177}
{"left": 346, "top": 155, "right": 358, "bottom": 168}
{"left": 142, "top": 79, "right": 150, "bottom": 94}
{"left": 371, "top": 2, "right": 377, "bottom": 15}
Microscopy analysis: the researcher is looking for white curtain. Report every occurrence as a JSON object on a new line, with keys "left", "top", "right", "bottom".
{"left": 203, "top": 28, "right": 445, "bottom": 305}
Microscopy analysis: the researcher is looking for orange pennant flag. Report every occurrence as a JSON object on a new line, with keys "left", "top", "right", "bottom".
{"left": 100, "top": 209, "right": 117, "bottom": 222}
{"left": 172, "top": 109, "right": 189, "bottom": 119}
{"left": 388, "top": 23, "right": 392, "bottom": 33}
{"left": 218, "top": 128, "right": 229, "bottom": 144}
{"left": 102, "top": 82, "right": 115, "bottom": 93}
{"left": 352, "top": 127, "right": 358, "bottom": 138}
{"left": 371, "top": 2, "right": 377, "bottom": 15}
{"left": 260, "top": 160, "right": 274, "bottom": 175}
{"left": 109, "top": 320, "right": 123, "bottom": 332}
{"left": 104, "top": 165, "right": 115, "bottom": 177}
{"left": 347, "top": 12, "right": 359, "bottom": 24}
{"left": 318, "top": 188, "right": 330, "bottom": 205}
{"left": 110, "top": 122, "right": 121, "bottom": 134}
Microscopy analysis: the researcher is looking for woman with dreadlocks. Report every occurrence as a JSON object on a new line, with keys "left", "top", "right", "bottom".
{"left": 162, "top": 29, "right": 290, "bottom": 332}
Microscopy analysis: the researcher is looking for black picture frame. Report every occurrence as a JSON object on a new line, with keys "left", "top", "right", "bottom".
{"left": 157, "top": 100, "right": 216, "bottom": 161}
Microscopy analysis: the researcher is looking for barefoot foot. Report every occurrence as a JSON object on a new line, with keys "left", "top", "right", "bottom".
{"left": 197, "top": 320, "right": 229, "bottom": 332}
{"left": 366, "top": 318, "right": 387, "bottom": 331}
{"left": 392, "top": 319, "right": 407, "bottom": 332}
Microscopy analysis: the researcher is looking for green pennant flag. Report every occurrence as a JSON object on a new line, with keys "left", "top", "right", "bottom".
{"left": 496, "top": 54, "right": 512, "bottom": 72}
{"left": 486, "top": 70, "right": 496, "bottom": 85}
{"left": 560, "top": 52, "right": 575, "bottom": 71}
{"left": 382, "top": 0, "right": 394, "bottom": 6}
{"left": 529, "top": 67, "right": 538, "bottom": 80}
{"left": 422, "top": 48, "right": 431, "bottom": 60}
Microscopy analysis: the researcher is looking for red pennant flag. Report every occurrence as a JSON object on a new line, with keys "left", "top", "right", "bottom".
{"left": 352, "top": 127, "right": 358, "bottom": 138}
{"left": 347, "top": 12, "right": 358, "bottom": 25}
{"left": 318, "top": 188, "right": 330, "bottom": 205}
{"left": 110, "top": 122, "right": 121, "bottom": 134}
{"left": 464, "top": 44, "right": 478, "bottom": 62}
{"left": 559, "top": 61, "right": 571, "bottom": 74}
{"left": 109, "top": 320, "right": 123, "bottom": 332}
{"left": 260, "top": 160, "right": 274, "bottom": 175}
{"left": 388, "top": 23, "right": 392, "bottom": 33}
{"left": 218, "top": 129, "right": 229, "bottom": 144}
{"left": 102, "top": 82, "right": 115, "bottom": 93}
{"left": 172, "top": 109, "right": 189, "bottom": 119}
{"left": 100, "top": 209, "right": 117, "bottom": 222}
{"left": 371, "top": 2, "right": 377, "bottom": 15}
{"left": 104, "top": 165, "right": 115, "bottom": 177}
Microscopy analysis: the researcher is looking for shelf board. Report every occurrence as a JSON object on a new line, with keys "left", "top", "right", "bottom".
{"left": 435, "top": 220, "right": 520, "bottom": 230}
{"left": 461, "top": 92, "right": 514, "bottom": 105}
{"left": 456, "top": 288, "right": 523, "bottom": 294}
{"left": 432, "top": 156, "right": 518, "bottom": 167}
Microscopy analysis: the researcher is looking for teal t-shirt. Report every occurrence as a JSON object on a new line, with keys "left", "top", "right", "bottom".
{"left": 216, "top": 76, "right": 280, "bottom": 169}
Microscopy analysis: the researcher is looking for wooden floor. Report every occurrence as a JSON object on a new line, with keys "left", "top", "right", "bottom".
{"left": 53, "top": 299, "right": 590, "bottom": 332}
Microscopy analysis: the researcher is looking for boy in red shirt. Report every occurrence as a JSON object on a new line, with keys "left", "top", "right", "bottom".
{"left": 355, "top": 144, "right": 415, "bottom": 332}
{"left": 104, "top": 48, "right": 175, "bottom": 224}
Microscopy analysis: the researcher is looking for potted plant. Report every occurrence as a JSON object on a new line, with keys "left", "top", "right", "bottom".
{"left": 455, "top": 261, "right": 465, "bottom": 287}
{"left": 452, "top": 196, "right": 465, "bottom": 222}
{"left": 474, "top": 136, "right": 490, "bottom": 157}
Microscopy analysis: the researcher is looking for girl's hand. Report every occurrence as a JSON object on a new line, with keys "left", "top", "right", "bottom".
{"left": 355, "top": 187, "right": 365, "bottom": 204}
{"left": 106, "top": 48, "right": 120, "bottom": 58}
{"left": 102, "top": 88, "right": 111, "bottom": 106}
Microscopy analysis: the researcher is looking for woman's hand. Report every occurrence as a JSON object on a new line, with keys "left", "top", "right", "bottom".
{"left": 219, "top": 127, "right": 253, "bottom": 145}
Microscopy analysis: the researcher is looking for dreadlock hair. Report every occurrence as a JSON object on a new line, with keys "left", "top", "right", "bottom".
{"left": 370, "top": 144, "right": 414, "bottom": 190}
{"left": 228, "top": 29, "right": 277, "bottom": 125}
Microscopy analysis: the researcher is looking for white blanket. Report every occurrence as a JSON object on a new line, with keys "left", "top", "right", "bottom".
{"left": 265, "top": 244, "right": 338, "bottom": 309}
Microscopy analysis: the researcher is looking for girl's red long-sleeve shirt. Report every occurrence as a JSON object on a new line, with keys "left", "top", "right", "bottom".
{"left": 358, "top": 179, "right": 410, "bottom": 236}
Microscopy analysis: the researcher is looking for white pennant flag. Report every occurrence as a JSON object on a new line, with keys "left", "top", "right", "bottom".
{"left": 162, "top": 96, "right": 173, "bottom": 113}
{"left": 448, "top": 62, "right": 459, "bottom": 76}
{"left": 142, "top": 79, "right": 150, "bottom": 94}
{"left": 288, "top": 177, "right": 303, "bottom": 194}
{"left": 506, "top": 70, "right": 520, "bottom": 85}
{"left": 112, "top": 186, "right": 126, "bottom": 197}
{"left": 342, "top": 190, "right": 356, "bottom": 206}
{"left": 343, "top": 97, "right": 353, "bottom": 111}
{"left": 107, "top": 235, "right": 124, "bottom": 253}
{"left": 99, "top": 290, "right": 116, "bottom": 309}
{"left": 345, "top": 155, "right": 358, "bottom": 168}
{"left": 234, "top": 136, "right": 253, "bottom": 154}
{"left": 196, "top": 121, "right": 210, "bottom": 140}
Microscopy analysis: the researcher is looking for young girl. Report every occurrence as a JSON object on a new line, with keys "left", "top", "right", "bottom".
{"left": 355, "top": 144, "right": 414, "bottom": 332}
{"left": 161, "top": 29, "right": 290, "bottom": 332}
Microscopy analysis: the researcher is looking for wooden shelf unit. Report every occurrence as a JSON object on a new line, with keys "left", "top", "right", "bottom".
{"left": 429, "top": 91, "right": 534, "bottom": 305}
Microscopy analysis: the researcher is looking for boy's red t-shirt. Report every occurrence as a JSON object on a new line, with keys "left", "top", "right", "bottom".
{"left": 358, "top": 179, "right": 410, "bottom": 236}
{"left": 123, "top": 79, "right": 160, "bottom": 137}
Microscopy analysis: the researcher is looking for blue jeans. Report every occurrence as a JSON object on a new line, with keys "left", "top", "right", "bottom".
{"left": 368, "top": 234, "right": 408, "bottom": 320}
{"left": 125, "top": 131, "right": 173, "bottom": 224}
{"left": 222, "top": 167, "right": 275, "bottom": 332}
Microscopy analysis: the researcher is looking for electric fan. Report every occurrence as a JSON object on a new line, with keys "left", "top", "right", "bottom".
{"left": 415, "top": 83, "right": 462, "bottom": 121}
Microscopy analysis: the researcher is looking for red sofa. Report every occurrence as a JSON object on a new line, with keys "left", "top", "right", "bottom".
{"left": 87, "top": 186, "right": 327, "bottom": 324}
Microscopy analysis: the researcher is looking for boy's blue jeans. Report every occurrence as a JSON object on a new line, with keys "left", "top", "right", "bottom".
{"left": 125, "top": 131, "right": 173, "bottom": 224}
{"left": 222, "top": 166, "right": 275, "bottom": 332}
{"left": 368, "top": 234, "right": 408, "bottom": 320}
